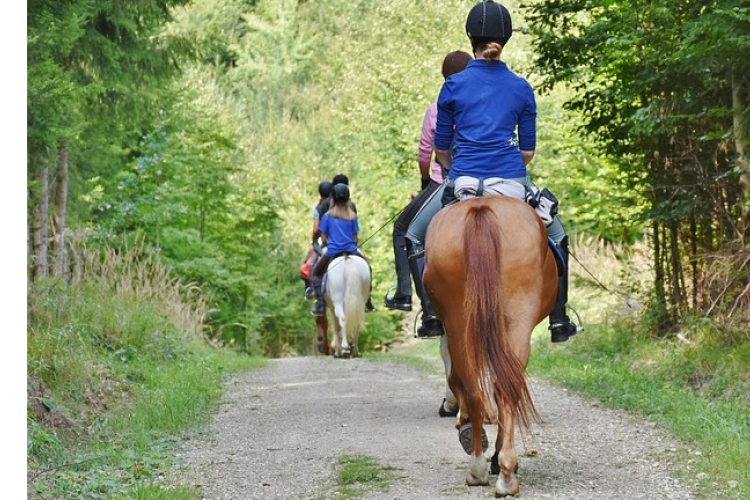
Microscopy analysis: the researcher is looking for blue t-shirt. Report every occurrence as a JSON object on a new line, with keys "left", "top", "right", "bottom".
{"left": 434, "top": 59, "right": 536, "bottom": 180}
{"left": 319, "top": 214, "right": 359, "bottom": 256}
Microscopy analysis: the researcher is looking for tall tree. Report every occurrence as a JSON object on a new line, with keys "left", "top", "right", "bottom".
{"left": 523, "top": 0, "right": 750, "bottom": 328}
{"left": 27, "top": 0, "right": 194, "bottom": 281}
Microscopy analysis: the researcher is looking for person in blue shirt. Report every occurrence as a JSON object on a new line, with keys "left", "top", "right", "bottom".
{"left": 310, "top": 183, "right": 372, "bottom": 316}
{"left": 406, "top": 0, "right": 579, "bottom": 342}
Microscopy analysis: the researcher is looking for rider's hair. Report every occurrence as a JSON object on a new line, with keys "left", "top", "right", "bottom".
{"left": 479, "top": 41, "right": 503, "bottom": 60}
{"left": 442, "top": 50, "right": 472, "bottom": 79}
{"left": 329, "top": 198, "right": 356, "bottom": 221}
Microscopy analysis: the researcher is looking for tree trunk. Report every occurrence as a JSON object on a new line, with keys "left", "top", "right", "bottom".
{"left": 53, "top": 145, "right": 69, "bottom": 279}
{"left": 733, "top": 72, "right": 749, "bottom": 241}
{"left": 668, "top": 221, "right": 684, "bottom": 315}
{"left": 31, "top": 165, "right": 50, "bottom": 281}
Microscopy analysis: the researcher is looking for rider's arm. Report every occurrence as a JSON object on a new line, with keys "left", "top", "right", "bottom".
{"left": 521, "top": 150, "right": 535, "bottom": 166}
{"left": 436, "top": 149, "right": 452, "bottom": 172}
{"left": 311, "top": 204, "right": 321, "bottom": 242}
{"left": 312, "top": 218, "right": 321, "bottom": 243}
{"left": 418, "top": 103, "right": 437, "bottom": 185}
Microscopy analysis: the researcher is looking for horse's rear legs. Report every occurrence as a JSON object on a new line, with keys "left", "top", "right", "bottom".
{"left": 460, "top": 399, "right": 489, "bottom": 486}
{"left": 439, "top": 336, "right": 459, "bottom": 416}
{"left": 492, "top": 406, "right": 520, "bottom": 497}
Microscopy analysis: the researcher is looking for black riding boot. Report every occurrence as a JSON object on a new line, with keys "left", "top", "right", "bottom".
{"left": 310, "top": 280, "right": 325, "bottom": 317}
{"left": 407, "top": 241, "right": 444, "bottom": 338}
{"left": 548, "top": 235, "right": 579, "bottom": 342}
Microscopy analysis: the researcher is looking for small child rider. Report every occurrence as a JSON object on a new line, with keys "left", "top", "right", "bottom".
{"left": 310, "top": 183, "right": 373, "bottom": 316}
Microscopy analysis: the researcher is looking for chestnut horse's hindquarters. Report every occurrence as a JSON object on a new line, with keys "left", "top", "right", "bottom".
{"left": 422, "top": 196, "right": 558, "bottom": 496}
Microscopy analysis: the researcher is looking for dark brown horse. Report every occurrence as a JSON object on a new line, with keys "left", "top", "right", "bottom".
{"left": 423, "top": 195, "right": 558, "bottom": 496}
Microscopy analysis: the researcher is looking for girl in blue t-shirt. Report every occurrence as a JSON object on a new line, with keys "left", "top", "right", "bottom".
{"left": 310, "top": 183, "right": 372, "bottom": 316}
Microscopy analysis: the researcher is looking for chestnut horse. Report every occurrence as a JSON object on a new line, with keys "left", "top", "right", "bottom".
{"left": 423, "top": 196, "right": 558, "bottom": 496}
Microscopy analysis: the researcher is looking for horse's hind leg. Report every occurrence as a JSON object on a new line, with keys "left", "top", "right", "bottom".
{"left": 493, "top": 406, "right": 520, "bottom": 496}
{"left": 462, "top": 395, "right": 489, "bottom": 486}
{"left": 333, "top": 305, "right": 350, "bottom": 357}
{"left": 316, "top": 316, "right": 329, "bottom": 355}
{"left": 439, "top": 336, "right": 459, "bottom": 416}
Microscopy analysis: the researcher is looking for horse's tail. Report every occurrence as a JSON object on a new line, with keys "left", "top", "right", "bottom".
{"left": 344, "top": 257, "right": 366, "bottom": 337}
{"left": 464, "top": 204, "right": 538, "bottom": 432}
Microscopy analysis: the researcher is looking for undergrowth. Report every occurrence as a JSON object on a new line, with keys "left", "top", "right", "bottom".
{"left": 27, "top": 244, "right": 264, "bottom": 500}
{"left": 526, "top": 236, "right": 750, "bottom": 500}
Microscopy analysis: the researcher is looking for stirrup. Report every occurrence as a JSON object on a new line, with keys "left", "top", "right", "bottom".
{"left": 408, "top": 247, "right": 425, "bottom": 260}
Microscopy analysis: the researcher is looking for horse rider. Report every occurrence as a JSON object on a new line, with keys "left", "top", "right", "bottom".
{"left": 405, "top": 0, "right": 579, "bottom": 342}
{"left": 310, "top": 183, "right": 374, "bottom": 316}
{"left": 384, "top": 50, "right": 472, "bottom": 339}
{"left": 301, "top": 180, "right": 334, "bottom": 299}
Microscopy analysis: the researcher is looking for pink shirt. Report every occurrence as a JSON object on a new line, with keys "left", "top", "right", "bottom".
{"left": 418, "top": 102, "right": 444, "bottom": 184}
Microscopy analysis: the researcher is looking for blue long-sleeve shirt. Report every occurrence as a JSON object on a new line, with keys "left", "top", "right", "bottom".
{"left": 434, "top": 59, "right": 536, "bottom": 180}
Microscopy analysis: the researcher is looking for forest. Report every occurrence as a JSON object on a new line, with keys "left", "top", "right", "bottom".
{"left": 27, "top": 0, "right": 749, "bottom": 498}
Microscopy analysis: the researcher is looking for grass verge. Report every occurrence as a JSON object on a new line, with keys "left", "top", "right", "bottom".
{"left": 27, "top": 269, "right": 266, "bottom": 500}
{"left": 528, "top": 317, "right": 750, "bottom": 500}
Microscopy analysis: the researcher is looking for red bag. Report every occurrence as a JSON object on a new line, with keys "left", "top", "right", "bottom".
{"left": 299, "top": 260, "right": 311, "bottom": 281}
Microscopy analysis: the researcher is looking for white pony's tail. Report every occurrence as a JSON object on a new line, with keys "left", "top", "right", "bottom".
{"left": 344, "top": 257, "right": 367, "bottom": 339}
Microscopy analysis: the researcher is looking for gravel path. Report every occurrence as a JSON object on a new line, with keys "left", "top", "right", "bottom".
{"left": 174, "top": 349, "right": 698, "bottom": 500}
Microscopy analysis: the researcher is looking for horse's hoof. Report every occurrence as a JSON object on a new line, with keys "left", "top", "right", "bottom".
{"left": 439, "top": 398, "right": 459, "bottom": 417}
{"left": 494, "top": 475, "right": 519, "bottom": 497}
{"left": 459, "top": 419, "right": 488, "bottom": 455}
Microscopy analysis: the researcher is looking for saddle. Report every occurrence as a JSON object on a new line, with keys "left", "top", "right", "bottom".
{"left": 448, "top": 176, "right": 565, "bottom": 275}
{"left": 321, "top": 251, "right": 368, "bottom": 293}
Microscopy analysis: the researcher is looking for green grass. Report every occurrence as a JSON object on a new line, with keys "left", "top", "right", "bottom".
{"left": 528, "top": 318, "right": 750, "bottom": 500}
{"left": 333, "top": 454, "right": 398, "bottom": 499}
{"left": 372, "top": 337, "right": 445, "bottom": 375}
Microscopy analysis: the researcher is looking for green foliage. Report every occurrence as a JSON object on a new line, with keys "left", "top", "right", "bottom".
{"left": 35, "top": 0, "right": 748, "bottom": 353}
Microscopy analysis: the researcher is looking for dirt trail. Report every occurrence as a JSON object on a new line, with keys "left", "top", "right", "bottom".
{"left": 174, "top": 351, "right": 697, "bottom": 500}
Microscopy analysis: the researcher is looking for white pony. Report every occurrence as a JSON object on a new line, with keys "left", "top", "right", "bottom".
{"left": 323, "top": 254, "right": 371, "bottom": 358}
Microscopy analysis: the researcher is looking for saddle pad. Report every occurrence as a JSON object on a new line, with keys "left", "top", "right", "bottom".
{"left": 453, "top": 176, "right": 526, "bottom": 201}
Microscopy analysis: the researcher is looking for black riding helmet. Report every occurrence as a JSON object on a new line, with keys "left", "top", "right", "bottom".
{"left": 332, "top": 173, "right": 349, "bottom": 186}
{"left": 318, "top": 180, "right": 333, "bottom": 198}
{"left": 465, "top": 1, "right": 512, "bottom": 52}
{"left": 332, "top": 183, "right": 350, "bottom": 202}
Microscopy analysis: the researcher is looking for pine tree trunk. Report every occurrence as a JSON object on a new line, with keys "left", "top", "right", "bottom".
{"left": 733, "top": 73, "right": 749, "bottom": 241}
{"left": 31, "top": 165, "right": 50, "bottom": 281}
{"left": 53, "top": 145, "right": 70, "bottom": 279}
